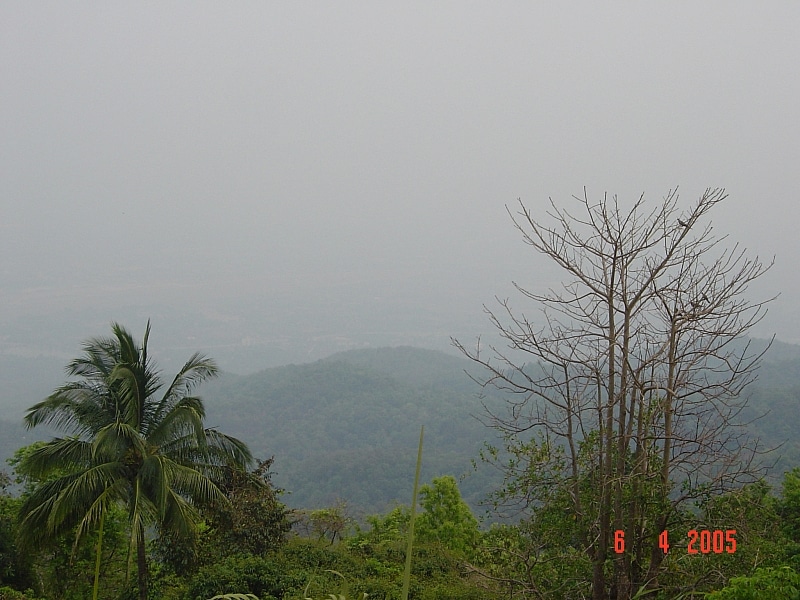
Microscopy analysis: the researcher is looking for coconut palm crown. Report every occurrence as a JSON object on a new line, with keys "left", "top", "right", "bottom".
{"left": 17, "top": 321, "right": 251, "bottom": 599}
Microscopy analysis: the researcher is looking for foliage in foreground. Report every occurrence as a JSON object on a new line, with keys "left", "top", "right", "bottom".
{"left": 706, "top": 566, "right": 800, "bottom": 600}
{"left": 183, "top": 471, "right": 495, "bottom": 600}
{"left": 185, "top": 537, "right": 496, "bottom": 600}
{"left": 5, "top": 448, "right": 800, "bottom": 599}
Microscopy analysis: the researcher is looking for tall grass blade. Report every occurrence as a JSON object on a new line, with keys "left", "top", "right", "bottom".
{"left": 401, "top": 425, "right": 424, "bottom": 600}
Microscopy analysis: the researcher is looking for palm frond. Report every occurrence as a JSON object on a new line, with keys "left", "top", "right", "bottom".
{"left": 162, "top": 487, "right": 204, "bottom": 540}
{"left": 203, "top": 429, "right": 253, "bottom": 468}
{"left": 74, "top": 477, "right": 126, "bottom": 544}
{"left": 112, "top": 322, "right": 141, "bottom": 365}
{"left": 163, "top": 353, "right": 218, "bottom": 404}
{"left": 139, "top": 453, "right": 171, "bottom": 517}
{"left": 18, "top": 437, "right": 94, "bottom": 478}
{"left": 93, "top": 421, "right": 147, "bottom": 461}
{"left": 24, "top": 383, "right": 111, "bottom": 434}
{"left": 49, "top": 461, "right": 124, "bottom": 531}
{"left": 146, "top": 395, "right": 206, "bottom": 449}
{"left": 127, "top": 476, "right": 160, "bottom": 539}
{"left": 146, "top": 354, "right": 215, "bottom": 437}
{"left": 110, "top": 364, "right": 146, "bottom": 428}
{"left": 18, "top": 474, "right": 84, "bottom": 544}
{"left": 164, "top": 460, "right": 227, "bottom": 505}
{"left": 68, "top": 334, "right": 122, "bottom": 379}
{"left": 18, "top": 462, "right": 122, "bottom": 550}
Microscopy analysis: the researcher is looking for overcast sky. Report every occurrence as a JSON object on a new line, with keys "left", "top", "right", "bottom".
{"left": 1, "top": 3, "right": 799, "bottom": 368}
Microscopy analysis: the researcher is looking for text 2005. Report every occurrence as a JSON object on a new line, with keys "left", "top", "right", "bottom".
{"left": 613, "top": 530, "right": 737, "bottom": 554}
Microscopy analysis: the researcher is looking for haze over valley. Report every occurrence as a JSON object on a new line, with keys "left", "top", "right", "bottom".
{"left": 2, "top": 3, "right": 798, "bottom": 375}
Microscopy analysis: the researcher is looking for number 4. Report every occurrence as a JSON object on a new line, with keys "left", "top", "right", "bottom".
{"left": 659, "top": 530, "right": 669, "bottom": 554}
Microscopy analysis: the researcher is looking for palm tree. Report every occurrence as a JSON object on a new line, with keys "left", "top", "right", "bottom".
{"left": 17, "top": 321, "right": 252, "bottom": 600}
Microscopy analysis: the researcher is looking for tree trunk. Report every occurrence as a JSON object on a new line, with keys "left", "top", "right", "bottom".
{"left": 92, "top": 511, "right": 105, "bottom": 600}
{"left": 137, "top": 522, "right": 148, "bottom": 600}
{"left": 592, "top": 560, "right": 607, "bottom": 600}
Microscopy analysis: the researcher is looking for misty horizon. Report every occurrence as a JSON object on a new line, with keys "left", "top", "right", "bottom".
{"left": 2, "top": 4, "right": 798, "bottom": 376}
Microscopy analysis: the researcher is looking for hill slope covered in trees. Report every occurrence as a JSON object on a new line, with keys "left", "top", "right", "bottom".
{"left": 3, "top": 340, "right": 799, "bottom": 517}
{"left": 197, "top": 341, "right": 800, "bottom": 516}
{"left": 200, "top": 346, "right": 504, "bottom": 516}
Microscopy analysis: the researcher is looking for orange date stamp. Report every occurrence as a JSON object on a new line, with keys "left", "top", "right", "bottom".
{"left": 613, "top": 529, "right": 737, "bottom": 554}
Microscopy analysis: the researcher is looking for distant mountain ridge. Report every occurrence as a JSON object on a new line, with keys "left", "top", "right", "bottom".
{"left": 3, "top": 339, "right": 799, "bottom": 516}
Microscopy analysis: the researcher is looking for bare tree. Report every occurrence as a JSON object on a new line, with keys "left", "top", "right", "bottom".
{"left": 454, "top": 189, "right": 774, "bottom": 600}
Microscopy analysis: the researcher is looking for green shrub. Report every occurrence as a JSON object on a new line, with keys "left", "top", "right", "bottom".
{"left": 0, "top": 587, "right": 46, "bottom": 600}
{"left": 707, "top": 567, "right": 800, "bottom": 600}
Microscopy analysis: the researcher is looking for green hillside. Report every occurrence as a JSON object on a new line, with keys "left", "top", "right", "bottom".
{"left": 4, "top": 341, "right": 799, "bottom": 518}
{"left": 199, "top": 342, "right": 800, "bottom": 516}
{"left": 321, "top": 345, "right": 481, "bottom": 393}
{"left": 204, "top": 348, "right": 495, "bottom": 512}
{"left": 201, "top": 347, "right": 503, "bottom": 516}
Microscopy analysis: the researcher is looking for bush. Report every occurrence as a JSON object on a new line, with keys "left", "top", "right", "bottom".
{"left": 707, "top": 567, "right": 800, "bottom": 600}
{"left": 0, "top": 587, "right": 46, "bottom": 600}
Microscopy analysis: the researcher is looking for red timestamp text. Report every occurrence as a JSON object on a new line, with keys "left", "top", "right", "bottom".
{"left": 613, "top": 529, "right": 737, "bottom": 554}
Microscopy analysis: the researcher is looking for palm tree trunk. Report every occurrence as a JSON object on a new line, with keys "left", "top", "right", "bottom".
{"left": 136, "top": 522, "right": 147, "bottom": 600}
{"left": 92, "top": 511, "right": 105, "bottom": 600}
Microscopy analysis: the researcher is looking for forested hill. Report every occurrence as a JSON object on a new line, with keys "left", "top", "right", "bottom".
{"left": 198, "top": 340, "right": 800, "bottom": 516}
{"left": 3, "top": 340, "right": 799, "bottom": 517}
{"left": 200, "top": 346, "right": 503, "bottom": 517}
{"left": 742, "top": 340, "right": 800, "bottom": 474}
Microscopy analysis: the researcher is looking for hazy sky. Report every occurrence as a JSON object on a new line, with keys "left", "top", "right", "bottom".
{"left": 2, "top": 3, "right": 799, "bottom": 368}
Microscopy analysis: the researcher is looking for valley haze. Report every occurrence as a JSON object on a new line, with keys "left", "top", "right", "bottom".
{"left": 1, "top": 3, "right": 797, "bottom": 376}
